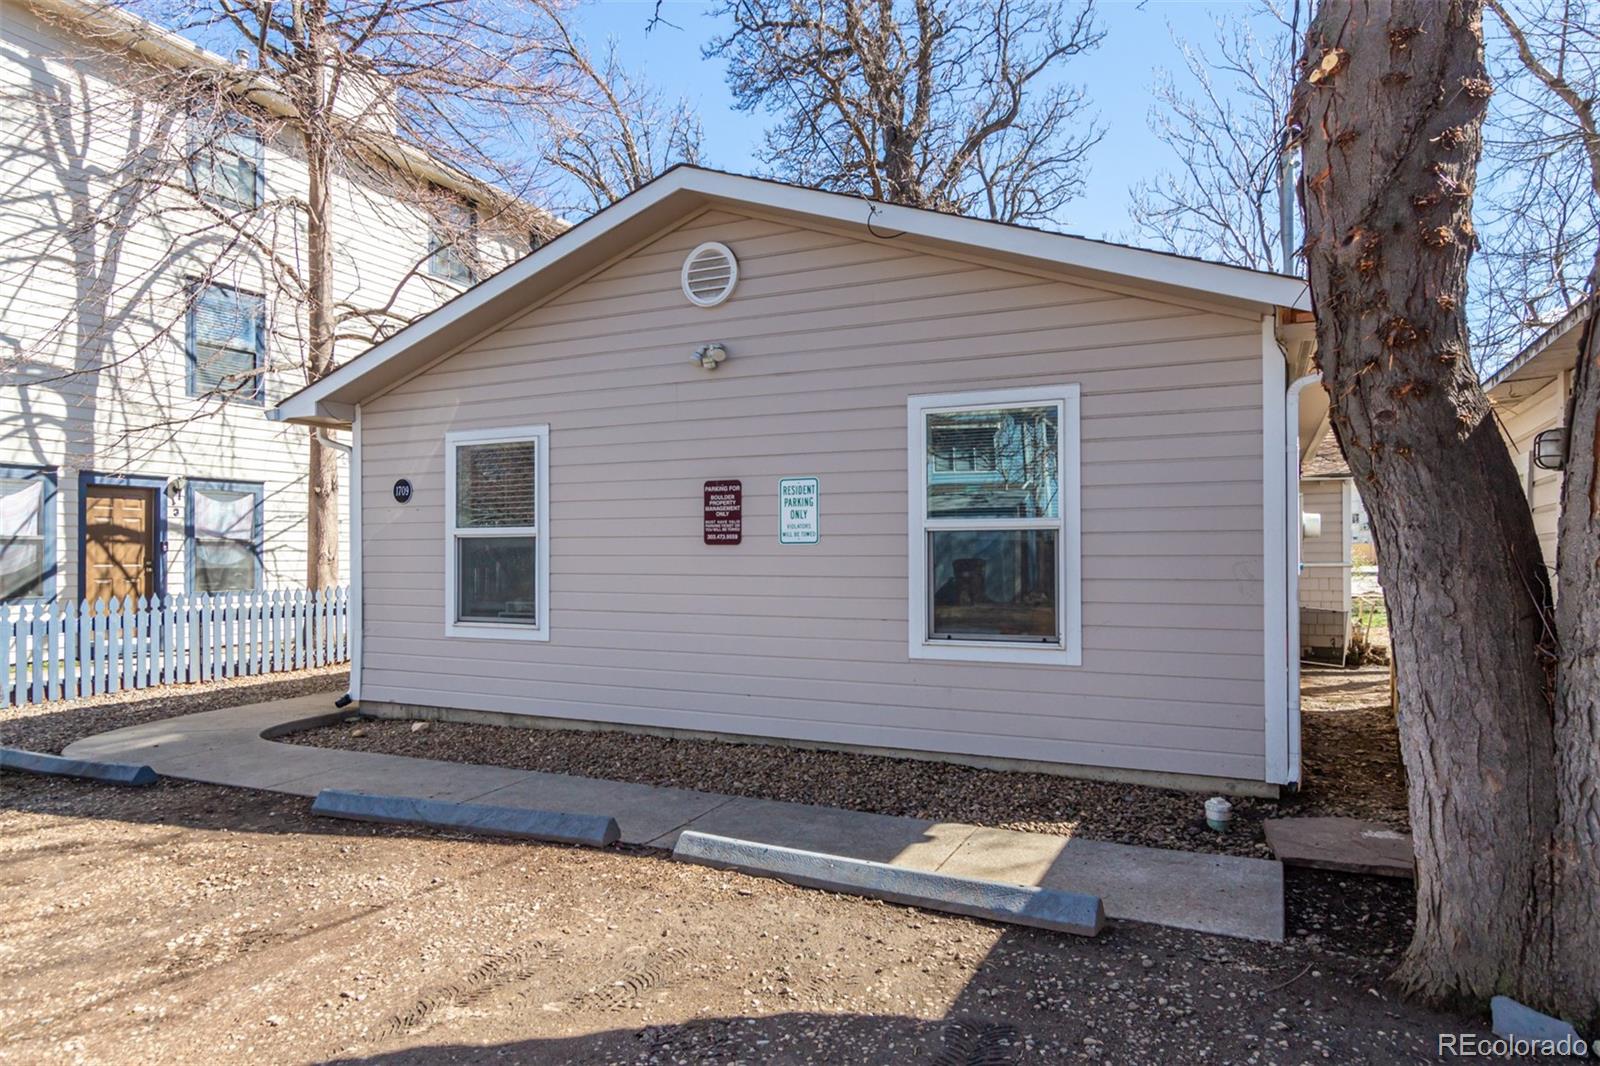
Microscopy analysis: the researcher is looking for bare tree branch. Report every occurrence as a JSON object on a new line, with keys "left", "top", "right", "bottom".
{"left": 708, "top": 0, "right": 1103, "bottom": 224}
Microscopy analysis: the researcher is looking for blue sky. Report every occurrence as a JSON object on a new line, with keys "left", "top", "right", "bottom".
{"left": 568, "top": 1, "right": 1263, "bottom": 243}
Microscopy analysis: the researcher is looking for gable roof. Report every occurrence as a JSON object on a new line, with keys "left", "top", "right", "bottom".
{"left": 273, "top": 165, "right": 1312, "bottom": 426}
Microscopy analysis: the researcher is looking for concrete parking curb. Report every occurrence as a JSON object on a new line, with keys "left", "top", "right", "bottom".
{"left": 673, "top": 830, "right": 1105, "bottom": 936}
{"left": 0, "top": 747, "right": 159, "bottom": 786}
{"left": 310, "top": 789, "right": 621, "bottom": 847}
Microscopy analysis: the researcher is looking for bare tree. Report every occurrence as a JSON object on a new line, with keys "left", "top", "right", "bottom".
{"left": 1129, "top": 2, "right": 1300, "bottom": 272}
{"left": 1494, "top": 0, "right": 1600, "bottom": 1025}
{"left": 707, "top": 0, "right": 1104, "bottom": 224}
{"left": 536, "top": 20, "right": 704, "bottom": 215}
{"left": 1476, "top": 0, "right": 1600, "bottom": 354}
{"left": 1293, "top": 0, "right": 1600, "bottom": 1025}
{"left": 6, "top": 0, "right": 575, "bottom": 589}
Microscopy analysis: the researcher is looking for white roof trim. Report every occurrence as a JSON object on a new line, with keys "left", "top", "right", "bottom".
{"left": 274, "top": 167, "right": 1311, "bottom": 425}
{"left": 1484, "top": 297, "right": 1594, "bottom": 392}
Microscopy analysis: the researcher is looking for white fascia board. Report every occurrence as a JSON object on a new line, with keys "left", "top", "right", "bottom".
{"left": 275, "top": 167, "right": 1313, "bottom": 424}
{"left": 1484, "top": 298, "right": 1594, "bottom": 391}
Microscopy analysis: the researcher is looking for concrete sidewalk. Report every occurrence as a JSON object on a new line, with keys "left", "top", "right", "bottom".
{"left": 61, "top": 695, "right": 1284, "bottom": 942}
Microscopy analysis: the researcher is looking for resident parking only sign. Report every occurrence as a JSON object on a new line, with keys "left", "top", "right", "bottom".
{"left": 778, "top": 477, "right": 819, "bottom": 544}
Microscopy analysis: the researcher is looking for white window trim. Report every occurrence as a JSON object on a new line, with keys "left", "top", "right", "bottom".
{"left": 444, "top": 425, "right": 550, "bottom": 641}
{"left": 907, "top": 385, "right": 1082, "bottom": 666}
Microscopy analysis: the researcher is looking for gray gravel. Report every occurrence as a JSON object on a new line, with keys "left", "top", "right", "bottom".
{"left": 287, "top": 692, "right": 1409, "bottom": 863}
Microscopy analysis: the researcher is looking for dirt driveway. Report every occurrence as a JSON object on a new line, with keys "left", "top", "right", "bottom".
{"left": 2, "top": 769, "right": 1475, "bottom": 1065}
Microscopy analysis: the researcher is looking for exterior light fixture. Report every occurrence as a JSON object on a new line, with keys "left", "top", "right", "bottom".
{"left": 1533, "top": 427, "right": 1568, "bottom": 470}
{"left": 692, "top": 343, "right": 728, "bottom": 371}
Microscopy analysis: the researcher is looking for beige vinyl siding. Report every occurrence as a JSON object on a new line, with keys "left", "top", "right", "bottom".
{"left": 1499, "top": 375, "right": 1565, "bottom": 573}
{"left": 358, "top": 208, "right": 1271, "bottom": 781}
{"left": 0, "top": 2, "right": 523, "bottom": 595}
{"left": 1297, "top": 478, "right": 1350, "bottom": 659}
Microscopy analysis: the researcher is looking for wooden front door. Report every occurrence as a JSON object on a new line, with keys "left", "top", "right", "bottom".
{"left": 84, "top": 485, "right": 157, "bottom": 604}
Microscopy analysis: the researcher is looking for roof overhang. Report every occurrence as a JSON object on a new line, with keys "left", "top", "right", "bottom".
{"left": 1485, "top": 297, "right": 1594, "bottom": 408}
{"left": 274, "top": 166, "right": 1313, "bottom": 427}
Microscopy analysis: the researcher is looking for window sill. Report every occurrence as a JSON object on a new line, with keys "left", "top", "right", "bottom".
{"left": 910, "top": 640, "right": 1080, "bottom": 666}
{"left": 445, "top": 620, "right": 549, "bottom": 642}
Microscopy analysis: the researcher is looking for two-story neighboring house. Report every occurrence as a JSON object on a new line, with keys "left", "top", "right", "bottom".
{"left": 0, "top": 0, "right": 554, "bottom": 608}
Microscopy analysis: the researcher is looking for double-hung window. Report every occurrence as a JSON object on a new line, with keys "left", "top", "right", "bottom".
{"left": 188, "top": 282, "right": 266, "bottom": 402}
{"left": 188, "top": 480, "right": 262, "bottom": 593}
{"left": 428, "top": 197, "right": 478, "bottom": 285}
{"left": 189, "top": 114, "right": 263, "bottom": 210}
{"left": 0, "top": 466, "right": 56, "bottom": 602}
{"left": 909, "top": 386, "right": 1081, "bottom": 665}
{"left": 445, "top": 426, "right": 549, "bottom": 640}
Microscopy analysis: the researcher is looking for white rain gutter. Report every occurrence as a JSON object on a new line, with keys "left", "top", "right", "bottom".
{"left": 1284, "top": 372, "right": 1322, "bottom": 787}
{"left": 315, "top": 427, "right": 351, "bottom": 456}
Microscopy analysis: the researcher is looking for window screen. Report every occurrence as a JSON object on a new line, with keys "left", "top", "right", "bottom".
{"left": 190, "top": 284, "right": 265, "bottom": 400}
{"left": 450, "top": 436, "right": 542, "bottom": 629}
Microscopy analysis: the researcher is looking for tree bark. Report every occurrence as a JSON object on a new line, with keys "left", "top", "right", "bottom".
{"left": 1295, "top": 0, "right": 1567, "bottom": 1010}
{"left": 301, "top": 2, "right": 339, "bottom": 590}
{"left": 1551, "top": 310, "right": 1600, "bottom": 1029}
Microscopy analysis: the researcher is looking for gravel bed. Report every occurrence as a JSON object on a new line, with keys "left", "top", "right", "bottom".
{"left": 286, "top": 666, "right": 1411, "bottom": 861}
{"left": 0, "top": 667, "right": 348, "bottom": 754}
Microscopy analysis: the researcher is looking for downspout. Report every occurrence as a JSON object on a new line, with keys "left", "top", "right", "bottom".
{"left": 1285, "top": 373, "right": 1321, "bottom": 788}
{"left": 315, "top": 427, "right": 351, "bottom": 456}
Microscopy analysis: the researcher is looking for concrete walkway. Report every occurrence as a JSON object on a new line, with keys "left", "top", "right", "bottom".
{"left": 62, "top": 695, "right": 1284, "bottom": 942}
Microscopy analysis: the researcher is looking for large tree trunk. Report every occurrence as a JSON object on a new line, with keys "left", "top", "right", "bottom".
{"left": 1295, "top": 0, "right": 1565, "bottom": 1009}
{"left": 1551, "top": 312, "right": 1600, "bottom": 1028}
{"left": 301, "top": 7, "right": 339, "bottom": 591}
{"left": 303, "top": 140, "right": 339, "bottom": 589}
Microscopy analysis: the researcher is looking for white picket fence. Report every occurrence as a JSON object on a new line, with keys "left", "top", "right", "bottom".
{"left": 2, "top": 587, "right": 349, "bottom": 708}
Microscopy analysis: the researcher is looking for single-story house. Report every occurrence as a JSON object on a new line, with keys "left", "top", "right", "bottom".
{"left": 1486, "top": 298, "right": 1595, "bottom": 575}
{"left": 273, "top": 166, "right": 1325, "bottom": 797}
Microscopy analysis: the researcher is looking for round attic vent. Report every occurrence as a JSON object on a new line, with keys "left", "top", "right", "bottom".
{"left": 681, "top": 242, "right": 738, "bottom": 307}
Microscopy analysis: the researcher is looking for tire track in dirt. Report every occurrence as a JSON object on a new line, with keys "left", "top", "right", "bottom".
{"left": 570, "top": 944, "right": 696, "bottom": 1013}
{"left": 932, "top": 1019, "right": 1021, "bottom": 1066}
{"left": 378, "top": 941, "right": 563, "bottom": 1039}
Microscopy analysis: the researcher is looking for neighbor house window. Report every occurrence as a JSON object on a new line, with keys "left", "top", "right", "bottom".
{"left": 187, "top": 480, "right": 262, "bottom": 593}
{"left": 445, "top": 426, "right": 549, "bottom": 640}
{"left": 0, "top": 466, "right": 56, "bottom": 602}
{"left": 189, "top": 114, "right": 263, "bottom": 209}
{"left": 428, "top": 197, "right": 477, "bottom": 285}
{"left": 908, "top": 386, "right": 1080, "bottom": 665}
{"left": 188, "top": 282, "right": 266, "bottom": 402}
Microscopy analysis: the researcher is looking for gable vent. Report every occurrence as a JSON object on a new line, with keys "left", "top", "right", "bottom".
{"left": 681, "top": 242, "right": 738, "bottom": 307}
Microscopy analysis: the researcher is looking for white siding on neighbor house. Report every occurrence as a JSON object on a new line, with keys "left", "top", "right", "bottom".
{"left": 1298, "top": 478, "right": 1350, "bottom": 658}
{"left": 1499, "top": 374, "right": 1565, "bottom": 574}
{"left": 0, "top": 2, "right": 524, "bottom": 597}
{"left": 357, "top": 208, "right": 1274, "bottom": 782}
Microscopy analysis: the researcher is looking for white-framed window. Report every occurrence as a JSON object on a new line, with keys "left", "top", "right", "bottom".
{"left": 444, "top": 426, "right": 549, "bottom": 640}
{"left": 907, "top": 385, "right": 1081, "bottom": 665}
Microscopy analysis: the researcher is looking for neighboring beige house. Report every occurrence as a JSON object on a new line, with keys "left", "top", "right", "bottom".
{"left": 1486, "top": 299, "right": 1595, "bottom": 576}
{"left": 1297, "top": 433, "right": 1353, "bottom": 663}
{"left": 276, "top": 167, "right": 1327, "bottom": 796}
{"left": 0, "top": 0, "right": 543, "bottom": 607}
